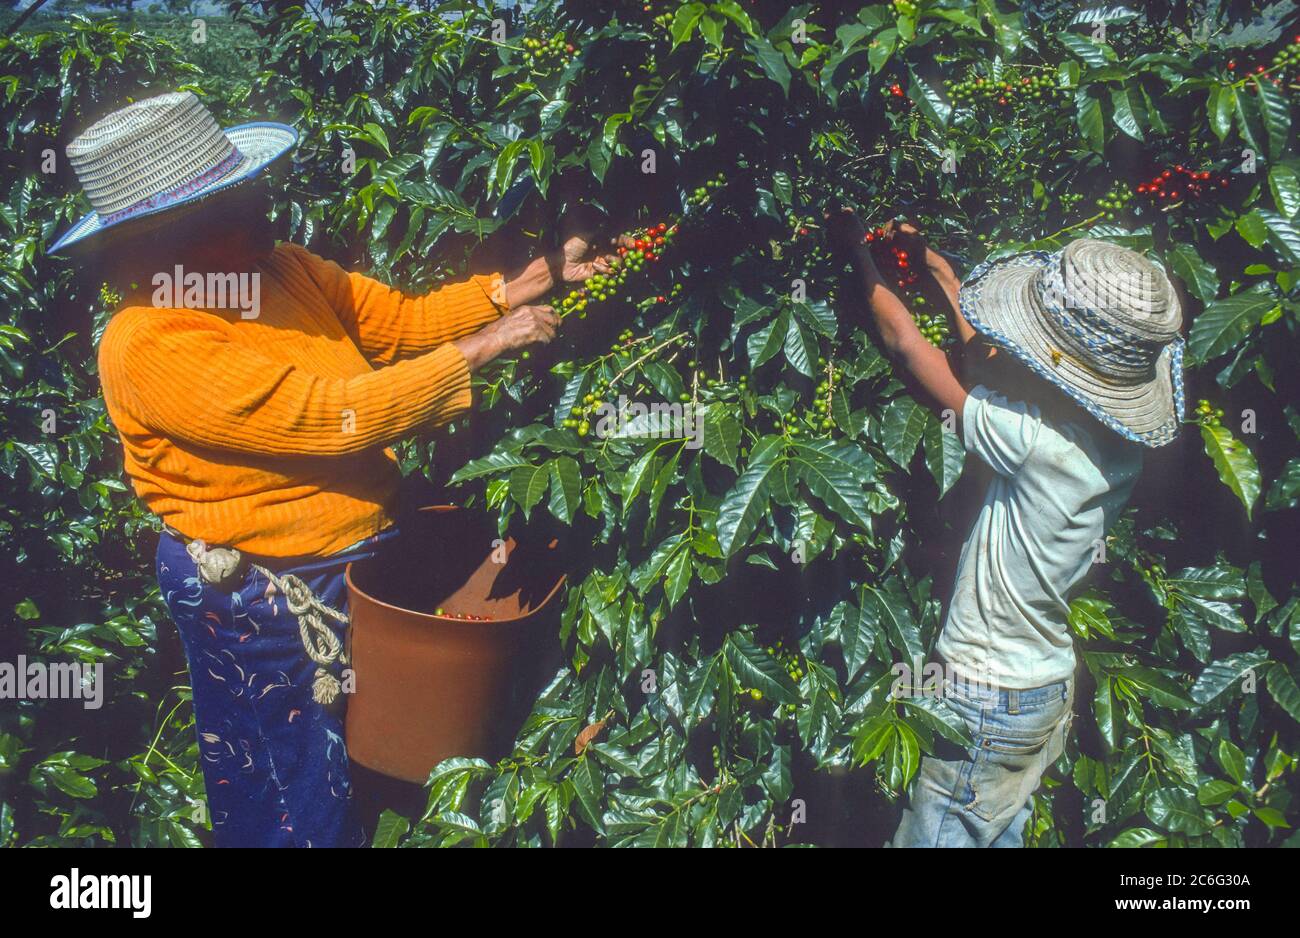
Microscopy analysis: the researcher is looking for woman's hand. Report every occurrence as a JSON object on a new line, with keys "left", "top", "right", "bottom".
{"left": 501, "top": 206, "right": 630, "bottom": 308}
{"left": 453, "top": 305, "right": 558, "bottom": 371}
{"left": 557, "top": 206, "right": 632, "bottom": 284}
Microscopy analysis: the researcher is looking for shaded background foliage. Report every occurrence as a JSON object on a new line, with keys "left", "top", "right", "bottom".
{"left": 1, "top": 0, "right": 1298, "bottom": 847}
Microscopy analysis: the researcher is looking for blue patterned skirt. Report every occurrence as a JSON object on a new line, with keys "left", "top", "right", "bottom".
{"left": 156, "top": 527, "right": 398, "bottom": 847}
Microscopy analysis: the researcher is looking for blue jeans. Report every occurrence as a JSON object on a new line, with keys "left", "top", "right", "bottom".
{"left": 156, "top": 528, "right": 396, "bottom": 847}
{"left": 891, "top": 675, "right": 1074, "bottom": 848}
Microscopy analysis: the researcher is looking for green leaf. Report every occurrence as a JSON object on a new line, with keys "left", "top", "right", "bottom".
{"left": 1187, "top": 289, "right": 1276, "bottom": 363}
{"left": 547, "top": 457, "right": 581, "bottom": 525}
{"left": 1200, "top": 424, "right": 1261, "bottom": 520}
{"left": 1269, "top": 166, "right": 1300, "bottom": 219}
{"left": 362, "top": 122, "right": 392, "bottom": 157}
{"left": 450, "top": 450, "right": 532, "bottom": 484}
{"left": 1075, "top": 88, "right": 1104, "bottom": 153}
{"left": 40, "top": 765, "right": 97, "bottom": 799}
{"left": 663, "top": 549, "right": 693, "bottom": 608}
{"left": 508, "top": 464, "right": 550, "bottom": 517}
{"left": 670, "top": 3, "right": 708, "bottom": 48}
{"left": 908, "top": 69, "right": 951, "bottom": 128}
{"left": 783, "top": 314, "right": 816, "bottom": 377}
{"left": 1259, "top": 209, "right": 1300, "bottom": 265}
{"left": 747, "top": 309, "right": 789, "bottom": 368}
{"left": 569, "top": 759, "right": 605, "bottom": 833}
{"left": 1166, "top": 244, "right": 1219, "bottom": 303}
{"left": 1197, "top": 780, "right": 1239, "bottom": 806}
{"left": 723, "top": 636, "right": 799, "bottom": 705}
{"left": 922, "top": 415, "right": 965, "bottom": 496}
{"left": 790, "top": 440, "right": 873, "bottom": 531}
{"left": 1253, "top": 76, "right": 1292, "bottom": 158}
{"left": 880, "top": 397, "right": 928, "bottom": 467}
{"left": 1216, "top": 738, "right": 1247, "bottom": 784}
{"left": 1208, "top": 85, "right": 1236, "bottom": 142}
{"left": 371, "top": 810, "right": 410, "bottom": 847}
{"left": 1145, "top": 787, "right": 1212, "bottom": 835}
{"left": 1110, "top": 86, "right": 1144, "bottom": 141}
{"left": 716, "top": 437, "right": 783, "bottom": 557}
{"left": 703, "top": 407, "right": 741, "bottom": 470}
{"left": 1107, "top": 828, "right": 1166, "bottom": 848}
{"left": 1190, "top": 650, "right": 1269, "bottom": 706}
{"left": 1059, "top": 32, "right": 1110, "bottom": 67}
{"left": 746, "top": 37, "right": 791, "bottom": 96}
{"left": 621, "top": 447, "right": 660, "bottom": 514}
{"left": 852, "top": 715, "right": 895, "bottom": 765}
{"left": 1267, "top": 664, "right": 1300, "bottom": 724}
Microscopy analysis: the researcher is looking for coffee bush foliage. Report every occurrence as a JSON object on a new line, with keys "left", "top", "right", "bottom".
{"left": 1, "top": 0, "right": 1298, "bottom": 847}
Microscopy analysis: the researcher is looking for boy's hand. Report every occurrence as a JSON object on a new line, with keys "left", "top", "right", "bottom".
{"left": 881, "top": 218, "right": 926, "bottom": 251}
{"left": 823, "top": 206, "right": 869, "bottom": 260}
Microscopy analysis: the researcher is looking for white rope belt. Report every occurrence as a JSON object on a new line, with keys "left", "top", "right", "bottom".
{"left": 184, "top": 537, "right": 349, "bottom": 706}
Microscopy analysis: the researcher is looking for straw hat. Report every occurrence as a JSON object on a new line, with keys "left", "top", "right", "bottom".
{"left": 960, "top": 238, "right": 1184, "bottom": 447}
{"left": 49, "top": 92, "right": 296, "bottom": 254}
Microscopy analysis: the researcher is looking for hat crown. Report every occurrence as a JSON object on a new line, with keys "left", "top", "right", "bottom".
{"left": 1037, "top": 239, "right": 1181, "bottom": 380}
{"left": 65, "top": 92, "right": 241, "bottom": 218}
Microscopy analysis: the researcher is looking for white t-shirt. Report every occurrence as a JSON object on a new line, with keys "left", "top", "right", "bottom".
{"left": 934, "top": 385, "right": 1143, "bottom": 689}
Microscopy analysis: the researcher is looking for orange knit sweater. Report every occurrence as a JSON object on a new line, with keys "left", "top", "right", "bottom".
{"left": 98, "top": 242, "right": 505, "bottom": 558}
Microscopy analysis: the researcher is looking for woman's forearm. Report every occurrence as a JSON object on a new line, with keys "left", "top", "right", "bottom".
{"left": 503, "top": 252, "right": 562, "bottom": 308}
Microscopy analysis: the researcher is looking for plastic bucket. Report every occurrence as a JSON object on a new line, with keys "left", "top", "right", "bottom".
{"left": 344, "top": 506, "right": 565, "bottom": 783}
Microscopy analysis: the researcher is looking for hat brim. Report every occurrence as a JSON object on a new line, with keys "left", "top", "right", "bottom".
{"left": 47, "top": 121, "right": 297, "bottom": 255}
{"left": 960, "top": 252, "right": 1184, "bottom": 448}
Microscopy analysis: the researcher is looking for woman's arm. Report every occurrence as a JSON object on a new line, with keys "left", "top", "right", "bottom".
{"left": 103, "top": 309, "right": 487, "bottom": 457}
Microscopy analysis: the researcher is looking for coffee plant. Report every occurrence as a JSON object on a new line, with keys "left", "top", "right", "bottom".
{"left": 2, "top": 0, "right": 1299, "bottom": 848}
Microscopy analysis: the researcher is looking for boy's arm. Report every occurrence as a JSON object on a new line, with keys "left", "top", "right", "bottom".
{"left": 830, "top": 211, "right": 969, "bottom": 428}
{"left": 882, "top": 220, "right": 977, "bottom": 347}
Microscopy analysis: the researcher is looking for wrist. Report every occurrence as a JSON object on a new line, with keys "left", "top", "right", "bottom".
{"left": 927, "top": 252, "right": 959, "bottom": 283}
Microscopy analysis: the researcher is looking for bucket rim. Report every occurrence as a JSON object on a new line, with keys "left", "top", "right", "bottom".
{"left": 344, "top": 505, "right": 567, "bottom": 627}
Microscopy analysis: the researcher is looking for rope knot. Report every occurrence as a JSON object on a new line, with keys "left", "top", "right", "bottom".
{"left": 186, "top": 539, "right": 244, "bottom": 589}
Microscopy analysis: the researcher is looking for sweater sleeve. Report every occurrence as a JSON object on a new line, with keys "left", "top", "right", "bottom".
{"left": 289, "top": 244, "right": 507, "bottom": 366}
{"left": 101, "top": 310, "right": 473, "bottom": 456}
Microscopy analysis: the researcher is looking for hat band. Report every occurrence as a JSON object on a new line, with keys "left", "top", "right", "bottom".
{"left": 1036, "top": 264, "right": 1164, "bottom": 377}
{"left": 98, "top": 146, "right": 244, "bottom": 227}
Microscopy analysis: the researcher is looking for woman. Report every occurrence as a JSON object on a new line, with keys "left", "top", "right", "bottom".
{"left": 52, "top": 92, "right": 622, "bottom": 847}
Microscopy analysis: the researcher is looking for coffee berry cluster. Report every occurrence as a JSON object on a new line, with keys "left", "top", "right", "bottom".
{"left": 1194, "top": 398, "right": 1225, "bottom": 427}
{"left": 865, "top": 228, "right": 921, "bottom": 291}
{"left": 433, "top": 608, "right": 493, "bottom": 621}
{"left": 522, "top": 32, "right": 575, "bottom": 70}
{"left": 911, "top": 294, "right": 950, "bottom": 347}
{"left": 1227, "top": 35, "right": 1300, "bottom": 87}
{"left": 555, "top": 220, "right": 675, "bottom": 320}
{"left": 945, "top": 70, "right": 1063, "bottom": 109}
{"left": 1135, "top": 165, "right": 1230, "bottom": 203}
{"left": 687, "top": 172, "right": 727, "bottom": 210}
{"left": 1095, "top": 185, "right": 1132, "bottom": 221}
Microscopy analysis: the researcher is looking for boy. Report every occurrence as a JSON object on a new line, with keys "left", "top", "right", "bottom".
{"left": 828, "top": 211, "right": 1184, "bottom": 848}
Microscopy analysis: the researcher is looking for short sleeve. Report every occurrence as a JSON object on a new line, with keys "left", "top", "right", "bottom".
{"left": 961, "top": 384, "right": 1043, "bottom": 476}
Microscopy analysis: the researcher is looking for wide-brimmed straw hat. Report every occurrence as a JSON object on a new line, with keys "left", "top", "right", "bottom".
{"left": 960, "top": 238, "right": 1184, "bottom": 447}
{"left": 48, "top": 92, "right": 296, "bottom": 254}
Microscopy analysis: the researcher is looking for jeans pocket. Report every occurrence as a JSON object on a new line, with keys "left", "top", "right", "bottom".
{"left": 962, "top": 708, "right": 1069, "bottom": 825}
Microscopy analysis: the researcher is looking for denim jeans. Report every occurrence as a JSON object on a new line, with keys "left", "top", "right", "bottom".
{"left": 891, "top": 674, "right": 1074, "bottom": 848}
